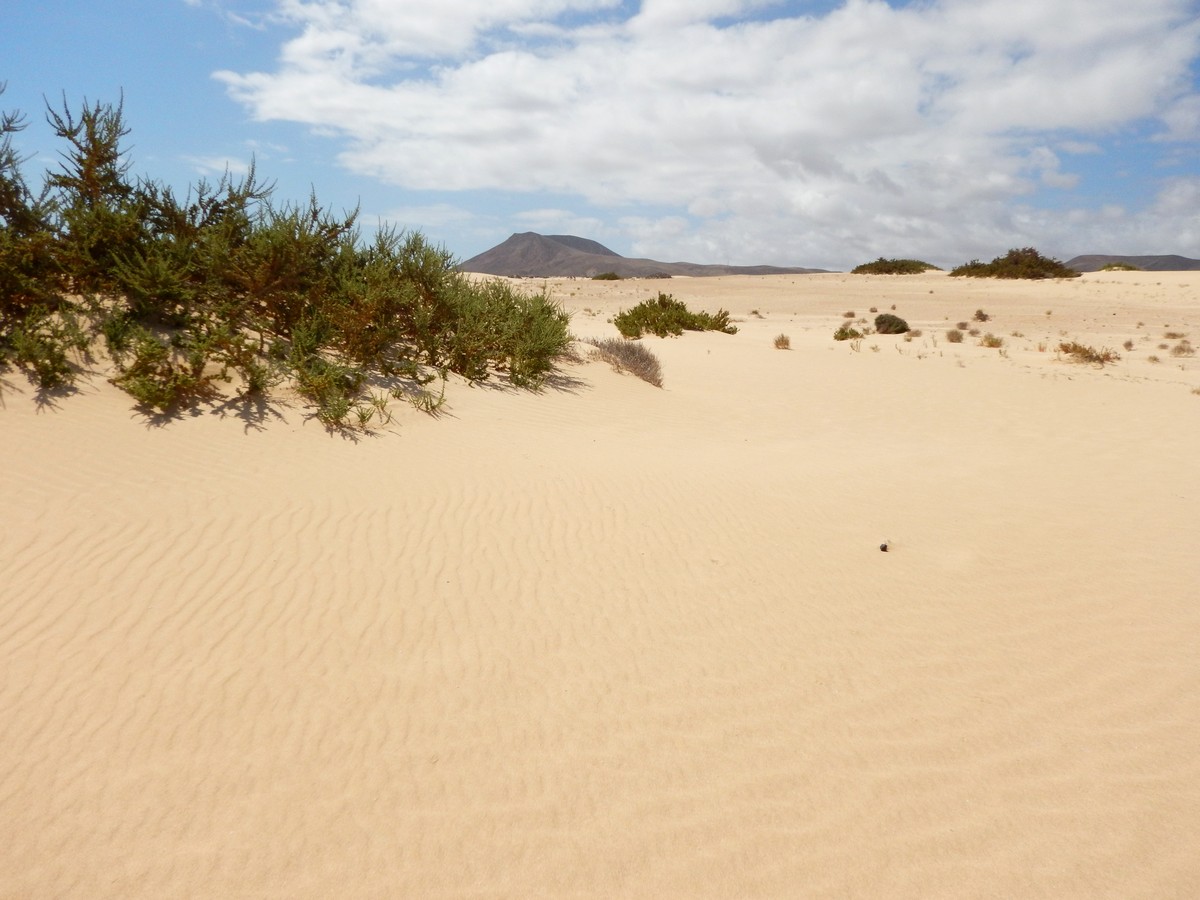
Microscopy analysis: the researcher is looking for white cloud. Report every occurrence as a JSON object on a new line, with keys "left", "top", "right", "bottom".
{"left": 183, "top": 154, "right": 252, "bottom": 177}
{"left": 215, "top": 0, "right": 1200, "bottom": 266}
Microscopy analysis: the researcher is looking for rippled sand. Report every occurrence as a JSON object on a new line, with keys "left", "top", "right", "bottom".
{"left": 4, "top": 271, "right": 1199, "bottom": 897}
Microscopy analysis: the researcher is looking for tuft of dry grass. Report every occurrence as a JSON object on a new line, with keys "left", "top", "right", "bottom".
{"left": 1058, "top": 341, "right": 1120, "bottom": 366}
{"left": 843, "top": 310, "right": 856, "bottom": 318}
{"left": 773, "top": 333, "right": 791, "bottom": 350}
{"left": 1171, "top": 340, "right": 1195, "bottom": 357}
{"left": 1164, "top": 331, "right": 1187, "bottom": 339}
{"left": 585, "top": 337, "right": 663, "bottom": 387}
{"left": 945, "top": 328, "right": 964, "bottom": 343}
{"left": 1123, "top": 339, "right": 1135, "bottom": 350}
{"left": 980, "top": 333, "right": 1004, "bottom": 348}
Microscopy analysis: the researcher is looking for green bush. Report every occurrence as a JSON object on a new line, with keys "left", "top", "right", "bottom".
{"left": 7, "top": 306, "right": 81, "bottom": 389}
{"left": 950, "top": 248, "right": 1080, "bottom": 279}
{"left": 613, "top": 292, "right": 737, "bottom": 338}
{"left": 873, "top": 313, "right": 909, "bottom": 334}
{"left": 0, "top": 89, "right": 573, "bottom": 425}
{"left": 834, "top": 324, "right": 862, "bottom": 341}
{"left": 591, "top": 272, "right": 621, "bottom": 280}
{"left": 851, "top": 258, "right": 939, "bottom": 275}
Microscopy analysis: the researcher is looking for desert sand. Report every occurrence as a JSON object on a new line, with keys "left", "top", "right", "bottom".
{"left": 3, "top": 270, "right": 1198, "bottom": 898}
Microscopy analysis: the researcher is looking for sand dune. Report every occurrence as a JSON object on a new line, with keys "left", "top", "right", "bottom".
{"left": 3, "top": 271, "right": 1198, "bottom": 897}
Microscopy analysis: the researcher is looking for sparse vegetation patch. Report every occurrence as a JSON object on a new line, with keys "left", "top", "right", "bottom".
{"left": 1058, "top": 342, "right": 1120, "bottom": 366}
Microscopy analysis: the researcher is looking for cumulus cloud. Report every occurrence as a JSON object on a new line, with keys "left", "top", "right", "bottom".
{"left": 215, "top": 0, "right": 1200, "bottom": 267}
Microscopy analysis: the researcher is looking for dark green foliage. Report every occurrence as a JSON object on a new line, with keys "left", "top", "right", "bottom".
{"left": 43, "top": 93, "right": 146, "bottom": 295}
{"left": 852, "top": 258, "right": 939, "bottom": 275}
{"left": 950, "top": 248, "right": 1080, "bottom": 279}
{"left": 873, "top": 313, "right": 909, "bottom": 334}
{"left": 0, "top": 91, "right": 573, "bottom": 424}
{"left": 109, "top": 327, "right": 221, "bottom": 411}
{"left": 7, "top": 306, "right": 85, "bottom": 388}
{"left": 1100, "top": 262, "right": 1140, "bottom": 271}
{"left": 833, "top": 324, "right": 862, "bottom": 341}
{"left": 0, "top": 85, "right": 58, "bottom": 322}
{"left": 591, "top": 272, "right": 621, "bottom": 280}
{"left": 613, "top": 292, "right": 737, "bottom": 338}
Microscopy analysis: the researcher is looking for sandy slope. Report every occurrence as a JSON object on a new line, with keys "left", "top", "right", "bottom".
{"left": 3, "top": 272, "right": 1198, "bottom": 898}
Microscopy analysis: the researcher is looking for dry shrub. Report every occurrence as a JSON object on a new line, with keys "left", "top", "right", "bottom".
{"left": 773, "top": 333, "right": 791, "bottom": 350}
{"left": 945, "top": 329, "right": 964, "bottom": 343}
{"left": 1059, "top": 341, "right": 1120, "bottom": 366}
{"left": 585, "top": 337, "right": 663, "bottom": 387}
{"left": 1171, "top": 340, "right": 1195, "bottom": 357}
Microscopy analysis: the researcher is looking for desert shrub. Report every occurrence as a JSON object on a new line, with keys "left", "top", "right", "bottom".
{"left": 945, "top": 328, "right": 964, "bottom": 343}
{"left": 1122, "top": 339, "right": 1134, "bottom": 351}
{"left": 980, "top": 333, "right": 1004, "bottom": 348}
{"left": 773, "top": 333, "right": 791, "bottom": 349}
{"left": 1171, "top": 340, "right": 1195, "bottom": 357}
{"left": 586, "top": 337, "right": 663, "bottom": 386}
{"left": 1164, "top": 331, "right": 1187, "bottom": 340}
{"left": 950, "top": 248, "right": 1080, "bottom": 279}
{"left": 843, "top": 310, "right": 856, "bottom": 318}
{"left": 873, "top": 313, "right": 909, "bottom": 334}
{"left": 956, "top": 321, "right": 969, "bottom": 330}
{"left": 851, "top": 257, "right": 939, "bottom": 275}
{"left": 973, "top": 309, "right": 990, "bottom": 322}
{"left": 591, "top": 272, "right": 621, "bottom": 280}
{"left": 6, "top": 306, "right": 85, "bottom": 389}
{"left": 1058, "top": 341, "right": 1120, "bottom": 366}
{"left": 1100, "top": 262, "right": 1141, "bottom": 271}
{"left": 109, "top": 327, "right": 222, "bottom": 411}
{"left": 0, "top": 89, "right": 575, "bottom": 425}
{"left": 834, "top": 324, "right": 862, "bottom": 341}
{"left": 0, "top": 90, "right": 58, "bottom": 321}
{"left": 613, "top": 292, "right": 736, "bottom": 338}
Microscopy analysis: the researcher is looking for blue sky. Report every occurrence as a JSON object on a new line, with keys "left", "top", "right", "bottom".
{"left": 4, "top": 0, "right": 1200, "bottom": 269}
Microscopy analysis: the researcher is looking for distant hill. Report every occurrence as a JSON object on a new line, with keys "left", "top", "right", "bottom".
{"left": 1065, "top": 254, "right": 1200, "bottom": 272}
{"left": 459, "top": 232, "right": 826, "bottom": 278}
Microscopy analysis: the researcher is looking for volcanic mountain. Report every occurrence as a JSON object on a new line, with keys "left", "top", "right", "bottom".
{"left": 1064, "top": 254, "right": 1200, "bottom": 272}
{"left": 459, "top": 232, "right": 826, "bottom": 277}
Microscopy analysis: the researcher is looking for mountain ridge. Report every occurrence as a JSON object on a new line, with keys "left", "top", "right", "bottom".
{"left": 1064, "top": 254, "right": 1200, "bottom": 272}
{"left": 459, "top": 232, "right": 827, "bottom": 277}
